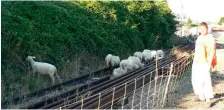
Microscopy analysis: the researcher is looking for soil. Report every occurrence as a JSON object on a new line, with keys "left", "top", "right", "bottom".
{"left": 165, "top": 70, "right": 224, "bottom": 109}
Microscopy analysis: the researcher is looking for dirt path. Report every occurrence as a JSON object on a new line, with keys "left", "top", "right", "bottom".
{"left": 165, "top": 70, "right": 224, "bottom": 109}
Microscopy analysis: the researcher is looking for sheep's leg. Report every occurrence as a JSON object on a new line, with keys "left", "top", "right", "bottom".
{"left": 109, "top": 61, "right": 112, "bottom": 69}
{"left": 55, "top": 72, "right": 62, "bottom": 83}
{"left": 49, "top": 73, "right": 55, "bottom": 84}
{"left": 140, "top": 63, "right": 144, "bottom": 68}
{"left": 32, "top": 70, "right": 36, "bottom": 74}
{"left": 106, "top": 61, "right": 109, "bottom": 68}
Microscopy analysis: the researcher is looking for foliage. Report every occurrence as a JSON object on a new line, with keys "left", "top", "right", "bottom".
{"left": 187, "top": 17, "right": 192, "bottom": 26}
{"left": 190, "top": 23, "right": 198, "bottom": 27}
{"left": 218, "top": 17, "right": 224, "bottom": 25}
{"left": 1, "top": 1, "right": 178, "bottom": 99}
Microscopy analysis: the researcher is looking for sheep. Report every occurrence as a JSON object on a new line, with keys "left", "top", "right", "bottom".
{"left": 26, "top": 56, "right": 62, "bottom": 84}
{"left": 156, "top": 50, "right": 165, "bottom": 59}
{"left": 141, "top": 50, "right": 153, "bottom": 63}
{"left": 120, "top": 59, "right": 139, "bottom": 74}
{"left": 150, "top": 50, "right": 157, "bottom": 58}
{"left": 120, "top": 56, "right": 144, "bottom": 74}
{"left": 105, "top": 54, "right": 120, "bottom": 68}
{"left": 128, "top": 56, "right": 144, "bottom": 68}
{"left": 133, "top": 52, "right": 142, "bottom": 60}
{"left": 143, "top": 49, "right": 151, "bottom": 53}
{"left": 105, "top": 54, "right": 112, "bottom": 67}
{"left": 113, "top": 67, "right": 124, "bottom": 77}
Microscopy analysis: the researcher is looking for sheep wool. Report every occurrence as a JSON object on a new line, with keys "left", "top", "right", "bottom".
{"left": 105, "top": 54, "right": 120, "bottom": 68}
{"left": 141, "top": 51, "right": 153, "bottom": 62}
{"left": 133, "top": 52, "right": 142, "bottom": 59}
{"left": 113, "top": 68, "right": 124, "bottom": 77}
{"left": 26, "top": 56, "right": 61, "bottom": 84}
{"left": 150, "top": 50, "right": 157, "bottom": 58}
{"left": 128, "top": 56, "right": 144, "bottom": 68}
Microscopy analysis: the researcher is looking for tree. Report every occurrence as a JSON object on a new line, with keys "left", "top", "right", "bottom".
{"left": 187, "top": 17, "right": 192, "bottom": 26}
{"left": 218, "top": 17, "right": 224, "bottom": 25}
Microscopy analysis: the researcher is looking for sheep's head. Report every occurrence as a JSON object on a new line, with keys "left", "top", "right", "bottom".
{"left": 120, "top": 60, "right": 128, "bottom": 70}
{"left": 105, "top": 54, "right": 112, "bottom": 61}
{"left": 26, "top": 56, "right": 36, "bottom": 61}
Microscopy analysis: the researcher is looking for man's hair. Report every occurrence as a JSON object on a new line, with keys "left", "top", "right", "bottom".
{"left": 199, "top": 22, "right": 208, "bottom": 29}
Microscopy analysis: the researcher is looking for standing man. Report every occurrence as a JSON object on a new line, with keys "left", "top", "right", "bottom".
{"left": 192, "top": 22, "right": 216, "bottom": 102}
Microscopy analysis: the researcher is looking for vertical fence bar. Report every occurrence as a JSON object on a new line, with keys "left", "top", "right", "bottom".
{"left": 153, "top": 55, "right": 159, "bottom": 106}
{"left": 111, "top": 87, "right": 115, "bottom": 110}
{"left": 162, "top": 62, "right": 173, "bottom": 107}
{"left": 131, "top": 79, "right": 137, "bottom": 109}
{"left": 81, "top": 96, "right": 84, "bottom": 110}
{"left": 147, "top": 72, "right": 153, "bottom": 109}
{"left": 122, "top": 83, "right": 127, "bottom": 110}
{"left": 98, "top": 93, "right": 101, "bottom": 110}
{"left": 140, "top": 75, "right": 145, "bottom": 109}
{"left": 157, "top": 68, "right": 164, "bottom": 106}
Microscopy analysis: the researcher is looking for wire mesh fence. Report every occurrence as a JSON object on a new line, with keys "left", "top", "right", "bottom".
{"left": 57, "top": 52, "right": 194, "bottom": 109}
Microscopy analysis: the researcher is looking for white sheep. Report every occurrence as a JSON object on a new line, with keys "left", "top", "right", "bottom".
{"left": 120, "top": 58, "right": 142, "bottom": 74}
{"left": 120, "top": 59, "right": 134, "bottom": 73}
{"left": 133, "top": 52, "right": 142, "bottom": 60}
{"left": 143, "top": 49, "right": 151, "bottom": 53}
{"left": 105, "top": 54, "right": 120, "bottom": 68}
{"left": 141, "top": 50, "right": 153, "bottom": 63}
{"left": 26, "top": 56, "right": 62, "bottom": 84}
{"left": 128, "top": 56, "right": 144, "bottom": 68}
{"left": 150, "top": 50, "right": 157, "bottom": 58}
{"left": 113, "top": 67, "right": 124, "bottom": 77}
{"left": 156, "top": 50, "right": 164, "bottom": 59}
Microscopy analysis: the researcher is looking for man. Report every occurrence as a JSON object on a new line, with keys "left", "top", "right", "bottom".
{"left": 192, "top": 22, "right": 216, "bottom": 103}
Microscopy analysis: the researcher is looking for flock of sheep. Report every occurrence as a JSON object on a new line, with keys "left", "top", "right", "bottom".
{"left": 105, "top": 49, "right": 165, "bottom": 77}
{"left": 25, "top": 49, "right": 165, "bottom": 84}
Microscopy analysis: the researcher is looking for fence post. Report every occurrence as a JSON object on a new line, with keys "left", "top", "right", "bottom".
{"left": 98, "top": 93, "right": 101, "bottom": 110}
{"left": 147, "top": 72, "right": 153, "bottom": 109}
{"left": 111, "top": 87, "right": 115, "bottom": 110}
{"left": 140, "top": 75, "right": 145, "bottom": 109}
{"left": 131, "top": 79, "right": 137, "bottom": 109}
{"left": 162, "top": 62, "right": 173, "bottom": 107}
{"left": 122, "top": 83, "right": 127, "bottom": 110}
{"left": 153, "top": 54, "right": 159, "bottom": 106}
{"left": 81, "top": 96, "right": 84, "bottom": 110}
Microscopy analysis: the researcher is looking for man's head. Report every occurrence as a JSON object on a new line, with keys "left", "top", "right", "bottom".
{"left": 198, "top": 22, "right": 208, "bottom": 35}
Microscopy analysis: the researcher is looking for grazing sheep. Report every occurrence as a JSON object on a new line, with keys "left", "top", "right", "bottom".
{"left": 105, "top": 54, "right": 113, "bottom": 67}
{"left": 105, "top": 54, "right": 120, "bottom": 68}
{"left": 128, "top": 56, "right": 144, "bottom": 68}
{"left": 26, "top": 56, "right": 62, "bottom": 84}
{"left": 150, "top": 50, "right": 157, "bottom": 58}
{"left": 133, "top": 52, "right": 142, "bottom": 60}
{"left": 156, "top": 50, "right": 165, "bottom": 59}
{"left": 113, "top": 68, "right": 124, "bottom": 77}
{"left": 120, "top": 59, "right": 139, "bottom": 74}
{"left": 120, "top": 56, "right": 144, "bottom": 74}
{"left": 141, "top": 50, "right": 153, "bottom": 63}
{"left": 143, "top": 49, "right": 151, "bottom": 53}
